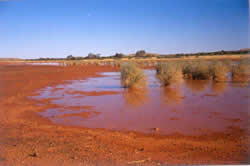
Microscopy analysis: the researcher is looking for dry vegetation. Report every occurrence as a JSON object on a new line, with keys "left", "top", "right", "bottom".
{"left": 156, "top": 62, "right": 183, "bottom": 86}
{"left": 210, "top": 61, "right": 229, "bottom": 81}
{"left": 155, "top": 58, "right": 249, "bottom": 86}
{"left": 184, "top": 60, "right": 212, "bottom": 80}
{"left": 120, "top": 62, "right": 146, "bottom": 89}
{"left": 232, "top": 59, "right": 249, "bottom": 81}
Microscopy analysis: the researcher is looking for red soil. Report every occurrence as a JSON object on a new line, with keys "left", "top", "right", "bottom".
{"left": 0, "top": 63, "right": 249, "bottom": 166}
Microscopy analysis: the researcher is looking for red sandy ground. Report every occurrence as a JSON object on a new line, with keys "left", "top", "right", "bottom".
{"left": 0, "top": 63, "right": 249, "bottom": 166}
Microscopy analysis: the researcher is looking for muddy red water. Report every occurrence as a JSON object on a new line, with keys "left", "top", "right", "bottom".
{"left": 1, "top": 63, "right": 249, "bottom": 165}
{"left": 31, "top": 70, "right": 250, "bottom": 135}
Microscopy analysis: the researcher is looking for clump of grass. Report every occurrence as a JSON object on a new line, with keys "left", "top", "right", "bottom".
{"left": 232, "top": 59, "right": 249, "bottom": 81}
{"left": 210, "top": 61, "right": 229, "bottom": 81}
{"left": 182, "top": 60, "right": 212, "bottom": 80}
{"left": 156, "top": 62, "right": 183, "bottom": 86}
{"left": 182, "top": 61, "right": 193, "bottom": 79}
{"left": 113, "top": 60, "right": 122, "bottom": 67}
{"left": 190, "top": 60, "right": 212, "bottom": 80}
{"left": 120, "top": 62, "right": 146, "bottom": 88}
{"left": 222, "top": 59, "right": 232, "bottom": 67}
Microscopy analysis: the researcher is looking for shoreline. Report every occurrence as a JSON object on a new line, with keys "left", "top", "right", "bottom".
{"left": 0, "top": 63, "right": 249, "bottom": 165}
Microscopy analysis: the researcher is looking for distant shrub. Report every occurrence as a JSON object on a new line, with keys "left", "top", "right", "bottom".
{"left": 232, "top": 59, "right": 249, "bottom": 81}
{"left": 114, "top": 53, "right": 125, "bottom": 58}
{"left": 113, "top": 60, "right": 122, "bottom": 67}
{"left": 120, "top": 62, "right": 146, "bottom": 88}
{"left": 156, "top": 62, "right": 183, "bottom": 86}
{"left": 66, "top": 55, "right": 74, "bottom": 60}
{"left": 87, "top": 53, "right": 101, "bottom": 59}
{"left": 135, "top": 50, "right": 146, "bottom": 57}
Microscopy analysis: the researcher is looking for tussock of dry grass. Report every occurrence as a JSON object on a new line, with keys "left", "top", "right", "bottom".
{"left": 182, "top": 61, "right": 193, "bottom": 79}
{"left": 113, "top": 60, "right": 122, "bottom": 67}
{"left": 190, "top": 60, "right": 212, "bottom": 80}
{"left": 120, "top": 62, "right": 146, "bottom": 88}
{"left": 232, "top": 59, "right": 249, "bottom": 81}
{"left": 182, "top": 60, "right": 232, "bottom": 81}
{"left": 182, "top": 60, "right": 214, "bottom": 80}
{"left": 156, "top": 62, "right": 183, "bottom": 86}
{"left": 210, "top": 61, "right": 229, "bottom": 81}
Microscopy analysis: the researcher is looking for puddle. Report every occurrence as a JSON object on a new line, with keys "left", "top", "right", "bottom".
{"left": 31, "top": 70, "right": 250, "bottom": 135}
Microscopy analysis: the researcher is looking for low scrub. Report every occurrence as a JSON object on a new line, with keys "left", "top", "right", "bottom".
{"left": 210, "top": 61, "right": 229, "bottom": 81}
{"left": 120, "top": 62, "right": 146, "bottom": 88}
{"left": 113, "top": 60, "right": 122, "bottom": 67}
{"left": 232, "top": 59, "right": 249, "bottom": 81}
{"left": 182, "top": 60, "right": 212, "bottom": 80}
{"left": 191, "top": 60, "right": 212, "bottom": 80}
{"left": 182, "top": 61, "right": 193, "bottom": 79}
{"left": 156, "top": 62, "right": 183, "bottom": 86}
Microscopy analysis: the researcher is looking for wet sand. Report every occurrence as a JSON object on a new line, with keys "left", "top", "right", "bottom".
{"left": 0, "top": 63, "right": 249, "bottom": 165}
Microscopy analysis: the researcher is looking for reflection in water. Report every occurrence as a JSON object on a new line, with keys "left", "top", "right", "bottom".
{"left": 161, "top": 86, "right": 183, "bottom": 105}
{"left": 123, "top": 88, "right": 148, "bottom": 107}
{"left": 32, "top": 69, "right": 250, "bottom": 135}
{"left": 231, "top": 76, "right": 250, "bottom": 88}
{"left": 185, "top": 80, "right": 210, "bottom": 92}
{"left": 211, "top": 82, "right": 227, "bottom": 94}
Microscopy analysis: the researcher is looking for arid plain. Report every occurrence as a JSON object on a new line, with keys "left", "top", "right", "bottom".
{"left": 0, "top": 55, "right": 249, "bottom": 166}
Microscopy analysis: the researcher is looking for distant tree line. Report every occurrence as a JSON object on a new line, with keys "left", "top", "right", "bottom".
{"left": 158, "top": 49, "right": 250, "bottom": 59}
{"left": 27, "top": 49, "right": 249, "bottom": 61}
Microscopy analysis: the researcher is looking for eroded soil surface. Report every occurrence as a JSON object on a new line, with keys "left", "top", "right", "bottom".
{"left": 0, "top": 63, "right": 249, "bottom": 166}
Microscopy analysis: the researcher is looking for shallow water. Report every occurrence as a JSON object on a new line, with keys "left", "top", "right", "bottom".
{"left": 31, "top": 70, "right": 250, "bottom": 135}
{"left": 25, "top": 62, "right": 60, "bottom": 66}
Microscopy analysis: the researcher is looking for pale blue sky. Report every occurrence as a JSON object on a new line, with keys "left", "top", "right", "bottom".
{"left": 0, "top": 0, "right": 249, "bottom": 59}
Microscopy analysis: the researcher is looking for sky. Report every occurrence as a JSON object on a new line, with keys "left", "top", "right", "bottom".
{"left": 0, "top": 0, "right": 249, "bottom": 59}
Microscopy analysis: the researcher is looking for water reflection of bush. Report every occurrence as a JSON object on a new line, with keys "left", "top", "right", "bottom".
{"left": 211, "top": 82, "right": 228, "bottom": 94}
{"left": 161, "top": 86, "right": 183, "bottom": 105}
{"left": 184, "top": 80, "right": 210, "bottom": 92}
{"left": 123, "top": 88, "right": 148, "bottom": 107}
{"left": 231, "top": 75, "right": 249, "bottom": 87}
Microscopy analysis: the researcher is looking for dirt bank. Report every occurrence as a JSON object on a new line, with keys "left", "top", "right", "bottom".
{"left": 0, "top": 64, "right": 249, "bottom": 166}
